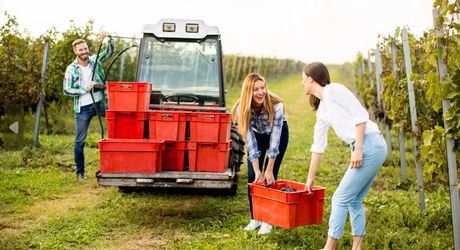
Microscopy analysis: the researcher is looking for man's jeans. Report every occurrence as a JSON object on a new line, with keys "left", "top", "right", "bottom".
{"left": 74, "top": 102, "right": 105, "bottom": 175}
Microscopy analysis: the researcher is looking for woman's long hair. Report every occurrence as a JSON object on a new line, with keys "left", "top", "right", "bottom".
{"left": 231, "top": 73, "right": 284, "bottom": 141}
{"left": 303, "top": 62, "right": 331, "bottom": 111}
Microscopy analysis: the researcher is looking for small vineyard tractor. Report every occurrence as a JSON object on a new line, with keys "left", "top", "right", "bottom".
{"left": 95, "top": 19, "right": 245, "bottom": 195}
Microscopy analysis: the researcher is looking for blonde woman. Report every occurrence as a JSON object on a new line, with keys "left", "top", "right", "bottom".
{"left": 231, "top": 73, "right": 289, "bottom": 235}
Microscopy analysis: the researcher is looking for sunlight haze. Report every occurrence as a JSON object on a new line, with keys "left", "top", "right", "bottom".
{"left": 0, "top": 0, "right": 435, "bottom": 64}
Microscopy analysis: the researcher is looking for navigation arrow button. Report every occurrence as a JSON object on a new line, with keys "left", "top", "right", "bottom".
{"left": 9, "top": 121, "right": 19, "bottom": 134}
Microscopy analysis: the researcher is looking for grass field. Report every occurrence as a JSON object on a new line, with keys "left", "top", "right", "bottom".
{"left": 0, "top": 72, "right": 455, "bottom": 249}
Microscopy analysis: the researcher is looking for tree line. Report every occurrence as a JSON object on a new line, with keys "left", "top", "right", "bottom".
{"left": 0, "top": 12, "right": 303, "bottom": 118}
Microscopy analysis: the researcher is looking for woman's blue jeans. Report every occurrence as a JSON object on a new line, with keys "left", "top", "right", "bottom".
{"left": 247, "top": 121, "right": 289, "bottom": 218}
{"left": 74, "top": 102, "right": 105, "bottom": 175}
{"left": 328, "top": 132, "right": 387, "bottom": 239}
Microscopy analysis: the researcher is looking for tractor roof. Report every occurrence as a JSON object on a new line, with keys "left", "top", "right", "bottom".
{"left": 142, "top": 19, "right": 220, "bottom": 39}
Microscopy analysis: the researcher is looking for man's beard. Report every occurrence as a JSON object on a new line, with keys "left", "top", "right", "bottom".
{"left": 78, "top": 53, "right": 89, "bottom": 61}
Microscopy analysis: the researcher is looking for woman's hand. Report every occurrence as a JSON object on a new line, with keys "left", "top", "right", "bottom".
{"left": 253, "top": 170, "right": 265, "bottom": 184}
{"left": 351, "top": 123, "right": 365, "bottom": 169}
{"left": 305, "top": 176, "right": 314, "bottom": 194}
{"left": 264, "top": 170, "right": 275, "bottom": 185}
{"left": 350, "top": 147, "right": 363, "bottom": 168}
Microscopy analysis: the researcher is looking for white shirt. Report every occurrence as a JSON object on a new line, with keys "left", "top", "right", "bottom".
{"left": 79, "top": 65, "right": 101, "bottom": 106}
{"left": 311, "top": 83, "right": 379, "bottom": 153}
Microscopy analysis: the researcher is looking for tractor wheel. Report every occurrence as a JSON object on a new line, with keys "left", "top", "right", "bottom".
{"left": 230, "top": 124, "right": 245, "bottom": 172}
{"left": 225, "top": 124, "right": 245, "bottom": 196}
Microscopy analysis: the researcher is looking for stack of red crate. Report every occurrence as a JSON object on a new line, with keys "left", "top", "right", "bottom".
{"left": 148, "top": 110, "right": 189, "bottom": 171}
{"left": 99, "top": 82, "right": 165, "bottom": 174}
{"left": 147, "top": 109, "right": 233, "bottom": 172}
{"left": 188, "top": 112, "right": 232, "bottom": 172}
{"left": 106, "top": 82, "right": 151, "bottom": 139}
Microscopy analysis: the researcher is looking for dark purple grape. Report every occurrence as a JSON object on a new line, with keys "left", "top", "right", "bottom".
{"left": 280, "top": 186, "right": 296, "bottom": 192}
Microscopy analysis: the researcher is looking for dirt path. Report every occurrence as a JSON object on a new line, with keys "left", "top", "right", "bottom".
{"left": 0, "top": 181, "right": 109, "bottom": 241}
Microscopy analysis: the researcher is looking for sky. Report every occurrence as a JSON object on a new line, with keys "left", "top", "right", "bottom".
{"left": 0, "top": 0, "right": 435, "bottom": 64}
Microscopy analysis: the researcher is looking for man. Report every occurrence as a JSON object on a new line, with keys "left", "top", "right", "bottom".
{"left": 63, "top": 32, "right": 114, "bottom": 180}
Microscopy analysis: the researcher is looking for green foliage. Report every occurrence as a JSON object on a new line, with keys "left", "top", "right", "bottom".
{"left": 422, "top": 126, "right": 449, "bottom": 187}
{"left": 442, "top": 69, "right": 460, "bottom": 145}
{"left": 352, "top": 1, "right": 460, "bottom": 185}
{"left": 0, "top": 12, "right": 42, "bottom": 112}
{"left": 0, "top": 12, "right": 99, "bottom": 136}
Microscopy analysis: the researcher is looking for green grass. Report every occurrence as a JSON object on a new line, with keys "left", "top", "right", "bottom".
{"left": 0, "top": 73, "right": 455, "bottom": 249}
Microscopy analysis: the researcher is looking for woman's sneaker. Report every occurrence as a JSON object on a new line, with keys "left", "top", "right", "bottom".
{"left": 258, "top": 222, "right": 272, "bottom": 235}
{"left": 244, "top": 219, "right": 262, "bottom": 230}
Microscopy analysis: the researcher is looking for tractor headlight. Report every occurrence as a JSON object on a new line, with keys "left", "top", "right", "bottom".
{"left": 163, "top": 23, "right": 176, "bottom": 32}
{"left": 186, "top": 23, "right": 199, "bottom": 33}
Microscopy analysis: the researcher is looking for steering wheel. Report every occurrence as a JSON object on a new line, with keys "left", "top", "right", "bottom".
{"left": 164, "top": 94, "right": 199, "bottom": 104}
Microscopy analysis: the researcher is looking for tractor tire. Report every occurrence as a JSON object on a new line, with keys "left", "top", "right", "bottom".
{"left": 230, "top": 123, "right": 245, "bottom": 172}
{"left": 225, "top": 124, "right": 245, "bottom": 196}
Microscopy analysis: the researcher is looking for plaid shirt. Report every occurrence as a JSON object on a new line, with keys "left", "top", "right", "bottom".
{"left": 244, "top": 102, "right": 286, "bottom": 162}
{"left": 63, "top": 37, "right": 114, "bottom": 113}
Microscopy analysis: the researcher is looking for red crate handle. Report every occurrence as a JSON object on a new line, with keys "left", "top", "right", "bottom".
{"left": 254, "top": 180, "right": 277, "bottom": 188}
{"left": 120, "top": 83, "right": 133, "bottom": 89}
{"left": 252, "top": 180, "right": 317, "bottom": 194}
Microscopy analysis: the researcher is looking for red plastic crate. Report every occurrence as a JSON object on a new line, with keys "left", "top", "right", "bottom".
{"left": 98, "top": 138, "right": 165, "bottom": 173}
{"left": 249, "top": 180, "right": 325, "bottom": 229}
{"left": 188, "top": 141, "right": 231, "bottom": 172}
{"left": 189, "top": 112, "right": 232, "bottom": 142}
{"left": 107, "top": 82, "right": 152, "bottom": 112}
{"left": 162, "top": 141, "right": 187, "bottom": 171}
{"left": 148, "top": 111, "right": 188, "bottom": 140}
{"left": 106, "top": 111, "right": 146, "bottom": 139}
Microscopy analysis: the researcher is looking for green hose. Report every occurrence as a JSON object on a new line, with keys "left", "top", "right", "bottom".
{"left": 90, "top": 36, "right": 108, "bottom": 139}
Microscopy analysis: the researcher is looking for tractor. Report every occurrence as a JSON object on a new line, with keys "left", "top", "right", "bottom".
{"left": 95, "top": 19, "right": 245, "bottom": 195}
